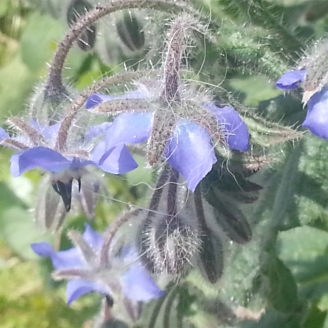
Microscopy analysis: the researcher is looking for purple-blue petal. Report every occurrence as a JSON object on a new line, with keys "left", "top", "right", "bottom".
{"left": 303, "top": 87, "right": 328, "bottom": 139}
{"left": 275, "top": 69, "right": 306, "bottom": 90}
{"left": 31, "top": 242, "right": 82, "bottom": 270}
{"left": 31, "top": 242, "right": 55, "bottom": 257}
{"left": 90, "top": 139, "right": 106, "bottom": 164}
{"left": 29, "top": 120, "right": 60, "bottom": 142}
{"left": 85, "top": 90, "right": 146, "bottom": 109}
{"left": 117, "top": 90, "right": 149, "bottom": 100}
{"left": 119, "top": 244, "right": 139, "bottom": 264}
{"left": 84, "top": 122, "right": 112, "bottom": 142}
{"left": 41, "top": 123, "right": 61, "bottom": 141}
{"left": 82, "top": 223, "right": 104, "bottom": 252}
{"left": 49, "top": 248, "right": 83, "bottom": 269}
{"left": 69, "top": 157, "right": 95, "bottom": 170}
{"left": 104, "top": 112, "right": 153, "bottom": 150}
{"left": 120, "top": 264, "right": 165, "bottom": 301}
{"left": 10, "top": 147, "right": 71, "bottom": 177}
{"left": 94, "top": 144, "right": 138, "bottom": 174}
{"left": 85, "top": 94, "right": 114, "bottom": 109}
{"left": 28, "top": 119, "right": 43, "bottom": 133}
{"left": 91, "top": 113, "right": 152, "bottom": 172}
{"left": 206, "top": 104, "right": 250, "bottom": 151}
{"left": 166, "top": 120, "right": 217, "bottom": 191}
{"left": 66, "top": 279, "right": 111, "bottom": 305}
{"left": 0, "top": 127, "right": 9, "bottom": 141}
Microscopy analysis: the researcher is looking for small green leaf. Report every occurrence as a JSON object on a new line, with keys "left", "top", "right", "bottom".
{"left": 302, "top": 303, "right": 326, "bottom": 328}
{"left": 263, "top": 256, "right": 298, "bottom": 312}
{"left": 19, "top": 12, "right": 65, "bottom": 73}
{"left": 278, "top": 226, "right": 328, "bottom": 300}
{"left": 0, "top": 206, "right": 52, "bottom": 260}
{"left": 230, "top": 76, "right": 281, "bottom": 107}
{"left": 0, "top": 55, "right": 35, "bottom": 118}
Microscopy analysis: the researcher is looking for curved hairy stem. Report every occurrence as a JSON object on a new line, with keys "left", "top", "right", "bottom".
{"left": 55, "top": 70, "right": 151, "bottom": 151}
{"left": 44, "top": 0, "right": 187, "bottom": 100}
{"left": 100, "top": 208, "right": 140, "bottom": 268}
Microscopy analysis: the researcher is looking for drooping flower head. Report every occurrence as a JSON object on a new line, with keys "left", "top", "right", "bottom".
{"left": 85, "top": 85, "right": 249, "bottom": 191}
{"left": 31, "top": 223, "right": 165, "bottom": 306}
{"left": 276, "top": 39, "right": 328, "bottom": 140}
{"left": 85, "top": 16, "right": 250, "bottom": 192}
{"left": 134, "top": 159, "right": 259, "bottom": 283}
{"left": 0, "top": 116, "right": 137, "bottom": 212}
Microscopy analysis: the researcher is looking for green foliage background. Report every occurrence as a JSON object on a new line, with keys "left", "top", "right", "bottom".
{"left": 2, "top": 0, "right": 328, "bottom": 327}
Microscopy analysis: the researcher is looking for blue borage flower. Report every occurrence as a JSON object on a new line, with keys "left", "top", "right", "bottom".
{"left": 85, "top": 88, "right": 250, "bottom": 191}
{"left": 276, "top": 69, "right": 328, "bottom": 140}
{"left": 31, "top": 224, "right": 165, "bottom": 305}
{"left": 0, "top": 119, "right": 137, "bottom": 210}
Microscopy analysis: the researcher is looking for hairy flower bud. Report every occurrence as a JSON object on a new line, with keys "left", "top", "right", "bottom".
{"left": 116, "top": 11, "right": 145, "bottom": 52}
{"left": 67, "top": 0, "right": 96, "bottom": 51}
{"left": 276, "top": 38, "right": 328, "bottom": 105}
{"left": 137, "top": 165, "right": 201, "bottom": 275}
{"left": 140, "top": 213, "right": 200, "bottom": 275}
{"left": 29, "top": 82, "right": 76, "bottom": 125}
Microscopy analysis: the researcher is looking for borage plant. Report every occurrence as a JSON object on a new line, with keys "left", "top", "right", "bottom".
{"left": 2, "top": 0, "right": 323, "bottom": 327}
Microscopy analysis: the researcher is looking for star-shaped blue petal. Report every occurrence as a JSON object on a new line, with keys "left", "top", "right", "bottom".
{"left": 66, "top": 279, "right": 110, "bottom": 305}
{"left": 31, "top": 224, "right": 164, "bottom": 305}
{"left": 8, "top": 120, "right": 138, "bottom": 177}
